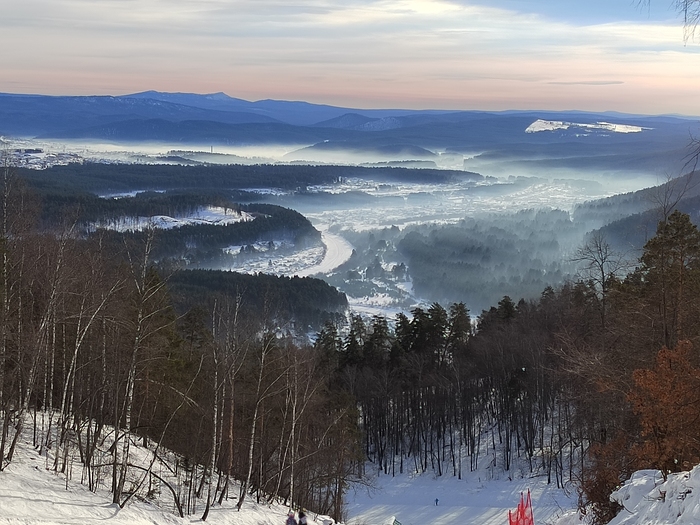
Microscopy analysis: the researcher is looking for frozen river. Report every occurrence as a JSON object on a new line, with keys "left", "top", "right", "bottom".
{"left": 222, "top": 224, "right": 354, "bottom": 278}
{"left": 296, "top": 227, "right": 354, "bottom": 277}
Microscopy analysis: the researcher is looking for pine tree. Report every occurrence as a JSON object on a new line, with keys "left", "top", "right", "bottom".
{"left": 640, "top": 210, "right": 700, "bottom": 348}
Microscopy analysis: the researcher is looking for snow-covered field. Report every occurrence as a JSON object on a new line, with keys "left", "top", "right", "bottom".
{"left": 346, "top": 465, "right": 577, "bottom": 525}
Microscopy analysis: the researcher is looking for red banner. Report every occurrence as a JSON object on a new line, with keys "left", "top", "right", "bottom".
{"left": 508, "top": 490, "right": 534, "bottom": 525}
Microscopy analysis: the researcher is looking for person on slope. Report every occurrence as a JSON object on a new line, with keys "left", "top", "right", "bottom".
{"left": 299, "top": 510, "right": 308, "bottom": 525}
{"left": 286, "top": 511, "right": 298, "bottom": 525}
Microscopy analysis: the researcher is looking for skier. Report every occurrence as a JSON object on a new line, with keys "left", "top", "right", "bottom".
{"left": 435, "top": 498, "right": 439, "bottom": 506}
{"left": 299, "top": 510, "right": 308, "bottom": 525}
{"left": 286, "top": 511, "right": 298, "bottom": 525}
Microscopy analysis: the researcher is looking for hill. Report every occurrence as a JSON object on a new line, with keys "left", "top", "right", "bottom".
{"left": 2, "top": 91, "right": 697, "bottom": 176}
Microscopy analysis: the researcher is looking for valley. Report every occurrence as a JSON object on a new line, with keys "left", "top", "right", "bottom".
{"left": 4, "top": 127, "right": 671, "bottom": 319}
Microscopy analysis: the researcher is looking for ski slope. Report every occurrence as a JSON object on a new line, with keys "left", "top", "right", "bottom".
{"left": 3, "top": 425, "right": 700, "bottom": 525}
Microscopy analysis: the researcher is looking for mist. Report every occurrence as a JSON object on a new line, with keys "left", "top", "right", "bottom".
{"left": 7, "top": 134, "right": 681, "bottom": 317}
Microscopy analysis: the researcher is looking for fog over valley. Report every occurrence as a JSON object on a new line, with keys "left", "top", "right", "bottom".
{"left": 4, "top": 115, "right": 679, "bottom": 318}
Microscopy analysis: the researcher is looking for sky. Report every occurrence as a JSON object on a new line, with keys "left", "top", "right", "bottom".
{"left": 2, "top": 0, "right": 700, "bottom": 115}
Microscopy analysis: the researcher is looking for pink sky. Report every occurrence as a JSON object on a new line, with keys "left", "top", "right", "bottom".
{"left": 2, "top": 0, "right": 699, "bottom": 115}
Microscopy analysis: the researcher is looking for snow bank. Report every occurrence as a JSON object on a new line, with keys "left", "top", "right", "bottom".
{"left": 607, "top": 467, "right": 700, "bottom": 525}
{"left": 0, "top": 431, "right": 327, "bottom": 525}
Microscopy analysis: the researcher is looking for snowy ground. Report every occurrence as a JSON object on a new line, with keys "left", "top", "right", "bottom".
{"left": 5, "top": 418, "right": 700, "bottom": 525}
{"left": 345, "top": 467, "right": 577, "bottom": 525}
{"left": 0, "top": 427, "right": 578, "bottom": 525}
{"left": 0, "top": 430, "right": 333, "bottom": 525}
{"left": 606, "top": 467, "right": 700, "bottom": 525}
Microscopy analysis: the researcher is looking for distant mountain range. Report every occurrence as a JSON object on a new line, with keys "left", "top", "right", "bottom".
{"left": 1, "top": 90, "right": 698, "bottom": 173}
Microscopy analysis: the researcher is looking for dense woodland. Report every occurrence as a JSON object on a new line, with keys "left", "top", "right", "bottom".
{"left": 331, "top": 208, "right": 581, "bottom": 313}
{"left": 168, "top": 270, "right": 348, "bottom": 332}
{"left": 17, "top": 162, "right": 477, "bottom": 194}
{"left": 2, "top": 159, "right": 700, "bottom": 525}
{"left": 0, "top": 166, "right": 355, "bottom": 520}
{"left": 396, "top": 209, "right": 576, "bottom": 310}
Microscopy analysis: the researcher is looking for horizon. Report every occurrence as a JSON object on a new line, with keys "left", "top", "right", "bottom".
{"left": 2, "top": 89, "right": 700, "bottom": 120}
{"left": 2, "top": 1, "right": 700, "bottom": 116}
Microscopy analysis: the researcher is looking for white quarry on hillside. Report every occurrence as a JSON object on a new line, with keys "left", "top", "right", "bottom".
{"left": 526, "top": 119, "right": 650, "bottom": 134}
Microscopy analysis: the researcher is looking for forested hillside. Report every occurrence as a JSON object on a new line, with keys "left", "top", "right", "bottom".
{"left": 316, "top": 208, "right": 700, "bottom": 525}
{"left": 3, "top": 158, "right": 700, "bottom": 525}
{"left": 0, "top": 163, "right": 355, "bottom": 521}
{"left": 30, "top": 188, "right": 324, "bottom": 273}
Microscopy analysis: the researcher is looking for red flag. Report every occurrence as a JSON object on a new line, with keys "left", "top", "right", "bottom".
{"left": 526, "top": 490, "right": 534, "bottom": 525}
{"left": 508, "top": 490, "right": 534, "bottom": 525}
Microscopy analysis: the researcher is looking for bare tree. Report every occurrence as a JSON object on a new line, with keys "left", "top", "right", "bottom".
{"left": 675, "top": 0, "right": 700, "bottom": 40}
{"left": 236, "top": 332, "right": 287, "bottom": 511}
{"left": 639, "top": 1, "right": 700, "bottom": 40}
{"left": 639, "top": 2, "right": 700, "bottom": 173}
{"left": 572, "top": 231, "right": 628, "bottom": 330}
{"left": 113, "top": 230, "right": 173, "bottom": 506}
{"left": 0, "top": 148, "right": 12, "bottom": 470}
{"left": 647, "top": 172, "right": 700, "bottom": 223}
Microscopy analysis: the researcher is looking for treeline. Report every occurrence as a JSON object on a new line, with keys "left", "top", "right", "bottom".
{"left": 18, "top": 162, "right": 479, "bottom": 194}
{"left": 169, "top": 269, "right": 348, "bottom": 332}
{"left": 0, "top": 168, "right": 356, "bottom": 521}
{"left": 597, "top": 192, "right": 700, "bottom": 255}
{"left": 572, "top": 171, "right": 700, "bottom": 244}
{"left": 38, "top": 190, "right": 238, "bottom": 226}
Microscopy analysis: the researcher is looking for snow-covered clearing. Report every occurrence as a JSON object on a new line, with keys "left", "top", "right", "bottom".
{"left": 95, "top": 206, "right": 254, "bottom": 232}
{"left": 347, "top": 467, "right": 575, "bottom": 525}
{"left": 0, "top": 423, "right": 577, "bottom": 525}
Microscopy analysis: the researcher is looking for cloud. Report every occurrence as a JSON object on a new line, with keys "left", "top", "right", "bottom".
{"left": 548, "top": 81, "right": 625, "bottom": 86}
{"left": 0, "top": 0, "right": 698, "bottom": 114}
